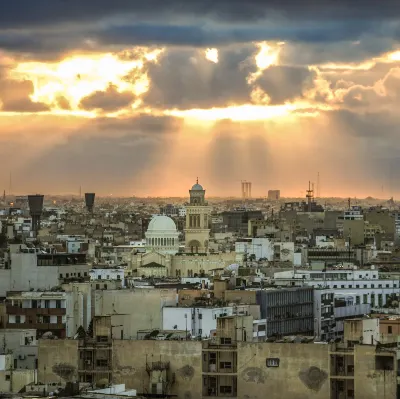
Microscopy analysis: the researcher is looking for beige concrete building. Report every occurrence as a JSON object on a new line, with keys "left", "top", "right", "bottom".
{"left": 131, "top": 251, "right": 236, "bottom": 278}
{"left": 94, "top": 288, "right": 177, "bottom": 339}
{"left": 38, "top": 313, "right": 398, "bottom": 399}
{"left": 184, "top": 180, "right": 212, "bottom": 254}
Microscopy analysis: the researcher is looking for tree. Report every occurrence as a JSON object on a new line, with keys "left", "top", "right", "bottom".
{"left": 87, "top": 319, "right": 94, "bottom": 338}
{"left": 76, "top": 326, "right": 86, "bottom": 339}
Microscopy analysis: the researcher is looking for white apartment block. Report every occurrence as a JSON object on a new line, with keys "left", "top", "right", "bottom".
{"left": 89, "top": 268, "right": 125, "bottom": 286}
{"left": 274, "top": 267, "right": 399, "bottom": 308}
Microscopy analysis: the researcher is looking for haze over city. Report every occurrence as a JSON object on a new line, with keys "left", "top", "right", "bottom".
{"left": 1, "top": 1, "right": 400, "bottom": 197}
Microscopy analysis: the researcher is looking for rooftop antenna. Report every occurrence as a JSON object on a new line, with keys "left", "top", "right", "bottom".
{"left": 316, "top": 172, "right": 320, "bottom": 198}
{"left": 348, "top": 197, "right": 351, "bottom": 210}
{"left": 9, "top": 172, "right": 12, "bottom": 195}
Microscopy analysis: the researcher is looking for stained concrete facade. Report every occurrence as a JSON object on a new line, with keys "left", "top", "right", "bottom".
{"left": 37, "top": 337, "right": 397, "bottom": 399}
{"left": 113, "top": 340, "right": 202, "bottom": 399}
{"left": 38, "top": 339, "right": 79, "bottom": 384}
{"left": 237, "top": 342, "right": 330, "bottom": 399}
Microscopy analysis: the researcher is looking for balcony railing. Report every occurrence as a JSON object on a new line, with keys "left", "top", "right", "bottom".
{"left": 6, "top": 322, "right": 65, "bottom": 330}
{"left": 6, "top": 306, "right": 66, "bottom": 316}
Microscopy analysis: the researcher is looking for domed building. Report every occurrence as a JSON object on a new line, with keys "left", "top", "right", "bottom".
{"left": 145, "top": 215, "right": 180, "bottom": 255}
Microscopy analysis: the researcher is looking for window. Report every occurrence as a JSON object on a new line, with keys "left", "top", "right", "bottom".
{"left": 386, "top": 284, "right": 390, "bottom": 288}
{"left": 378, "top": 284, "right": 382, "bottom": 288}
{"left": 104, "top": 284, "right": 108, "bottom": 290}
{"left": 220, "top": 386, "right": 232, "bottom": 394}
{"left": 220, "top": 362, "right": 232, "bottom": 369}
{"left": 31, "top": 300, "right": 38, "bottom": 308}
{"left": 333, "top": 285, "right": 337, "bottom": 288}
{"left": 106, "top": 275, "right": 110, "bottom": 280}
{"left": 198, "top": 329, "right": 202, "bottom": 335}
{"left": 220, "top": 337, "right": 232, "bottom": 345}
{"left": 16, "top": 315, "right": 21, "bottom": 323}
{"left": 59, "top": 274, "right": 63, "bottom": 279}
{"left": 349, "top": 285, "right": 352, "bottom": 288}
{"left": 96, "top": 336, "right": 109, "bottom": 343}
{"left": 364, "top": 285, "right": 367, "bottom": 288}
{"left": 117, "top": 275, "right": 121, "bottom": 280}
{"left": 43, "top": 316, "right": 50, "bottom": 323}
{"left": 5, "top": 375, "right": 10, "bottom": 381}
{"left": 341, "top": 285, "right": 345, "bottom": 288}
{"left": 266, "top": 358, "right": 280, "bottom": 367}
{"left": 78, "top": 273, "right": 81, "bottom": 277}
{"left": 56, "top": 300, "right": 61, "bottom": 309}
{"left": 96, "top": 359, "right": 108, "bottom": 367}
{"left": 66, "top": 273, "right": 69, "bottom": 278}
{"left": 198, "top": 314, "right": 202, "bottom": 319}
{"left": 356, "top": 285, "right": 359, "bottom": 288}
{"left": 371, "top": 284, "right": 374, "bottom": 288}
{"left": 84, "top": 272, "right": 88, "bottom": 276}
{"left": 388, "top": 326, "right": 393, "bottom": 334}
{"left": 45, "top": 300, "right": 50, "bottom": 309}
{"left": 96, "top": 284, "right": 100, "bottom": 289}
{"left": 97, "top": 276, "right": 101, "bottom": 280}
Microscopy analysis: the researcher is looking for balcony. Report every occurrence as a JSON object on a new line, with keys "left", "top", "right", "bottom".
{"left": 6, "top": 306, "right": 66, "bottom": 316}
{"left": 6, "top": 322, "right": 65, "bottom": 330}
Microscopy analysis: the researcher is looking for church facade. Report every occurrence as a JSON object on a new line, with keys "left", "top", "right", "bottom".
{"left": 130, "top": 180, "right": 236, "bottom": 278}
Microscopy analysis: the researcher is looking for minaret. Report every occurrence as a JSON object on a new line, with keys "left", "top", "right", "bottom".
{"left": 184, "top": 179, "right": 212, "bottom": 254}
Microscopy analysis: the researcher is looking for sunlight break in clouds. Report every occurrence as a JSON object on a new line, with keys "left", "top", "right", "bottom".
{"left": 9, "top": 49, "right": 163, "bottom": 111}
{"left": 205, "top": 48, "right": 219, "bottom": 63}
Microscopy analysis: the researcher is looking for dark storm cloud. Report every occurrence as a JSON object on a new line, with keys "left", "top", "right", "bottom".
{"left": 93, "top": 21, "right": 384, "bottom": 47}
{"left": 1, "top": 0, "right": 400, "bottom": 29}
{"left": 255, "top": 66, "right": 316, "bottom": 104}
{"left": 0, "top": 1, "right": 399, "bottom": 56}
{"left": 143, "top": 47, "right": 255, "bottom": 109}
{"left": 79, "top": 84, "right": 135, "bottom": 112}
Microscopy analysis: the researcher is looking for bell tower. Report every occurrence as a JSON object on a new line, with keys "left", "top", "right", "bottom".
{"left": 185, "top": 179, "right": 211, "bottom": 254}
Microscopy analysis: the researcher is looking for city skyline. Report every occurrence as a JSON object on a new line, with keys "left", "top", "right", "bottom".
{"left": 1, "top": 1, "right": 399, "bottom": 197}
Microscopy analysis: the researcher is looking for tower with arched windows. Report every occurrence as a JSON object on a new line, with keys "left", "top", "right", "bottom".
{"left": 184, "top": 179, "right": 211, "bottom": 253}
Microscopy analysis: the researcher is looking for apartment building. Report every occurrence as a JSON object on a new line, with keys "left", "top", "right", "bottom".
{"left": 256, "top": 287, "right": 314, "bottom": 337}
{"left": 38, "top": 315, "right": 398, "bottom": 399}
{"left": 274, "top": 268, "right": 400, "bottom": 308}
{"left": 5, "top": 290, "right": 88, "bottom": 338}
{"left": 0, "top": 245, "right": 91, "bottom": 296}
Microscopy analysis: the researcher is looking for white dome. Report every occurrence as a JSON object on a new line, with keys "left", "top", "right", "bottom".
{"left": 147, "top": 215, "right": 177, "bottom": 232}
{"left": 191, "top": 183, "right": 204, "bottom": 191}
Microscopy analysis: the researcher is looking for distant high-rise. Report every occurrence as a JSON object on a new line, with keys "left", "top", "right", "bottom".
{"left": 241, "top": 181, "right": 252, "bottom": 199}
{"left": 28, "top": 194, "right": 44, "bottom": 235}
{"left": 268, "top": 190, "right": 280, "bottom": 200}
{"left": 84, "top": 193, "right": 95, "bottom": 213}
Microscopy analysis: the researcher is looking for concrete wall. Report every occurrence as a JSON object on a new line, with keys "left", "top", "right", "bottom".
{"left": 237, "top": 342, "right": 330, "bottom": 399}
{"left": 94, "top": 289, "right": 177, "bottom": 339}
{"left": 113, "top": 340, "right": 202, "bottom": 399}
{"left": 38, "top": 340, "right": 79, "bottom": 383}
{"left": 354, "top": 345, "right": 397, "bottom": 399}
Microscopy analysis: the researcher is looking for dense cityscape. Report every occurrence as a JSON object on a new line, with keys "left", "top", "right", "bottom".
{"left": 0, "top": 181, "right": 397, "bottom": 398}
{"left": 3, "top": 1, "right": 400, "bottom": 398}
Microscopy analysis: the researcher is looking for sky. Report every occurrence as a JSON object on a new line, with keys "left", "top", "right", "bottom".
{"left": 1, "top": 1, "right": 400, "bottom": 198}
